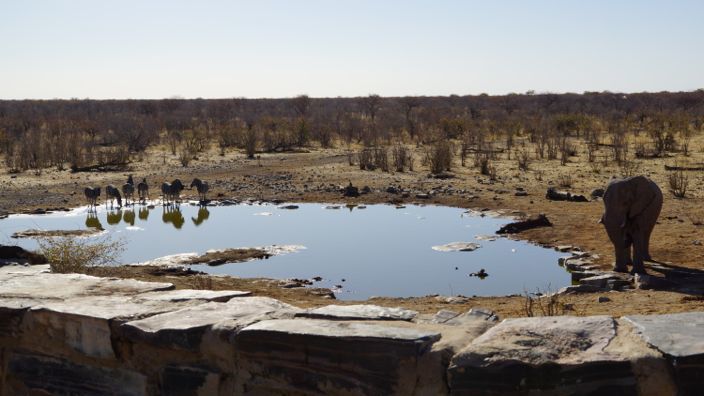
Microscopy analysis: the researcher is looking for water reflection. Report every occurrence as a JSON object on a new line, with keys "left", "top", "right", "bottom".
{"left": 85, "top": 212, "right": 104, "bottom": 230}
{"left": 162, "top": 206, "right": 185, "bottom": 229}
{"left": 107, "top": 210, "right": 122, "bottom": 225}
{"left": 123, "top": 210, "right": 135, "bottom": 226}
{"left": 4, "top": 203, "right": 571, "bottom": 300}
{"left": 191, "top": 206, "right": 210, "bottom": 226}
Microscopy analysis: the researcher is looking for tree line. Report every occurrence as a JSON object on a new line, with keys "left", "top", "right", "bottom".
{"left": 0, "top": 90, "right": 702, "bottom": 173}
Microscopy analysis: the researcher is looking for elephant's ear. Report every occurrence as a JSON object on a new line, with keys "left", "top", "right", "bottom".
{"left": 627, "top": 177, "right": 654, "bottom": 220}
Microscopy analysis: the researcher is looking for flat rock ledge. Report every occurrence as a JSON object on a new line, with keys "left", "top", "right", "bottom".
{"left": 0, "top": 264, "right": 699, "bottom": 395}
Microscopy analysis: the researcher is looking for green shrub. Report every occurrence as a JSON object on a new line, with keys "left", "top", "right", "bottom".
{"left": 37, "top": 236, "right": 125, "bottom": 274}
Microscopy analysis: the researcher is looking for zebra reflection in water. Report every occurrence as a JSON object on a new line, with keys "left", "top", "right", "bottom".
{"left": 191, "top": 206, "right": 210, "bottom": 226}
{"left": 138, "top": 207, "right": 150, "bottom": 221}
{"left": 162, "top": 206, "right": 185, "bottom": 229}
{"left": 106, "top": 210, "right": 122, "bottom": 225}
{"left": 85, "top": 211, "right": 103, "bottom": 230}
{"left": 123, "top": 209, "right": 135, "bottom": 226}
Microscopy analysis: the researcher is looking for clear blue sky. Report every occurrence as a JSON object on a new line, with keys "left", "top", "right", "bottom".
{"left": 2, "top": 0, "right": 703, "bottom": 99}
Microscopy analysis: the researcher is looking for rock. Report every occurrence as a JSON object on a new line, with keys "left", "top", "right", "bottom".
{"left": 448, "top": 316, "right": 641, "bottom": 394}
{"left": 435, "top": 296, "right": 470, "bottom": 304}
{"left": 474, "top": 235, "right": 497, "bottom": 242}
{"left": 235, "top": 319, "right": 444, "bottom": 395}
{"left": 296, "top": 304, "right": 418, "bottom": 321}
{"left": 579, "top": 273, "right": 633, "bottom": 289}
{"left": 158, "top": 365, "right": 220, "bottom": 396}
{"left": 0, "top": 271, "right": 173, "bottom": 300}
{"left": 598, "top": 296, "right": 611, "bottom": 303}
{"left": 624, "top": 312, "right": 704, "bottom": 394}
{"left": 361, "top": 186, "right": 371, "bottom": 194}
{"left": 428, "top": 309, "right": 460, "bottom": 324}
{"left": 571, "top": 270, "right": 603, "bottom": 282}
{"left": 557, "top": 284, "right": 609, "bottom": 294}
{"left": 5, "top": 352, "right": 146, "bottom": 396}
{"left": 545, "top": 187, "right": 589, "bottom": 202}
{"left": 432, "top": 242, "right": 481, "bottom": 252}
{"left": 22, "top": 294, "right": 201, "bottom": 359}
{"left": 0, "top": 245, "right": 47, "bottom": 265}
{"left": 121, "top": 297, "right": 299, "bottom": 351}
{"left": 278, "top": 204, "right": 299, "bottom": 210}
{"left": 386, "top": 186, "right": 400, "bottom": 194}
{"left": 11, "top": 228, "right": 103, "bottom": 239}
{"left": 591, "top": 188, "right": 605, "bottom": 198}
{"left": 514, "top": 190, "right": 528, "bottom": 196}
{"left": 634, "top": 273, "right": 675, "bottom": 290}
{"left": 555, "top": 245, "right": 574, "bottom": 252}
{"left": 496, "top": 214, "right": 552, "bottom": 234}
{"left": 135, "top": 289, "right": 251, "bottom": 302}
{"left": 416, "top": 193, "right": 431, "bottom": 199}
{"left": 343, "top": 183, "right": 359, "bottom": 197}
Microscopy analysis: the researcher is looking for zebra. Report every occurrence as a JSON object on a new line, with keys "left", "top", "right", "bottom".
{"left": 105, "top": 184, "right": 123, "bottom": 208}
{"left": 190, "top": 178, "right": 209, "bottom": 202}
{"left": 161, "top": 179, "right": 184, "bottom": 205}
{"left": 122, "top": 183, "right": 135, "bottom": 205}
{"left": 137, "top": 178, "right": 149, "bottom": 203}
{"left": 84, "top": 186, "right": 101, "bottom": 207}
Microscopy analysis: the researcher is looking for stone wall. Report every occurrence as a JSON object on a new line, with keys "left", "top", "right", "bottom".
{"left": 0, "top": 264, "right": 701, "bottom": 395}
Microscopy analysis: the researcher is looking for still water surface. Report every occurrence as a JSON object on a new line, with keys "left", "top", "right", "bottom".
{"left": 0, "top": 202, "right": 570, "bottom": 300}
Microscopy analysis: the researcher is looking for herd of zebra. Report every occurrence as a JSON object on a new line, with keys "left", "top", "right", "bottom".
{"left": 83, "top": 175, "right": 209, "bottom": 208}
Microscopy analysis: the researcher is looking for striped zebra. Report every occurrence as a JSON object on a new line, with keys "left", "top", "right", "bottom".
{"left": 137, "top": 178, "right": 149, "bottom": 203}
{"left": 122, "top": 183, "right": 135, "bottom": 205}
{"left": 190, "top": 178, "right": 209, "bottom": 202}
{"left": 105, "top": 184, "right": 123, "bottom": 208}
{"left": 161, "top": 179, "right": 184, "bottom": 205}
{"left": 84, "top": 186, "right": 101, "bottom": 207}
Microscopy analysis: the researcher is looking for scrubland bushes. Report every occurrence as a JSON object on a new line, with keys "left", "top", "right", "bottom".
{"left": 0, "top": 91, "right": 702, "bottom": 176}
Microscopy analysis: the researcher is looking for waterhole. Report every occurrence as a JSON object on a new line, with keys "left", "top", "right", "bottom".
{"left": 0, "top": 202, "right": 570, "bottom": 300}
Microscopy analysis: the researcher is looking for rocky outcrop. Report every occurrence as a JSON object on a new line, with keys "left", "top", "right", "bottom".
{"left": 0, "top": 264, "right": 700, "bottom": 395}
{"left": 448, "top": 315, "right": 669, "bottom": 395}
{"left": 624, "top": 312, "right": 704, "bottom": 395}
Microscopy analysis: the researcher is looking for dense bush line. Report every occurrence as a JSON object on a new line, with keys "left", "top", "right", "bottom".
{"left": 0, "top": 91, "right": 703, "bottom": 173}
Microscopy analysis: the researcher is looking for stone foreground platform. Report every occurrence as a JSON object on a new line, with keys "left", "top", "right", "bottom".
{"left": 0, "top": 265, "right": 702, "bottom": 395}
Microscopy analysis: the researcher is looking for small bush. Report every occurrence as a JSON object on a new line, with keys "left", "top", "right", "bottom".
{"left": 516, "top": 149, "right": 530, "bottom": 171}
{"left": 668, "top": 169, "right": 689, "bottom": 198}
{"left": 523, "top": 287, "right": 566, "bottom": 317}
{"left": 619, "top": 159, "right": 641, "bottom": 178}
{"left": 391, "top": 144, "right": 412, "bottom": 172}
{"left": 425, "top": 140, "right": 453, "bottom": 175}
{"left": 37, "top": 236, "right": 125, "bottom": 274}
{"left": 191, "top": 275, "right": 214, "bottom": 289}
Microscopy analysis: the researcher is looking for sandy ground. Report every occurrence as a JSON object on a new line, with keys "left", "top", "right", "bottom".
{"left": 2, "top": 136, "right": 703, "bottom": 318}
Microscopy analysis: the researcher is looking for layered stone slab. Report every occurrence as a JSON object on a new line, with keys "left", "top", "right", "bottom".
{"left": 448, "top": 316, "right": 640, "bottom": 395}
{"left": 24, "top": 295, "right": 207, "bottom": 359}
{"left": 134, "top": 289, "right": 251, "bottom": 302}
{"left": 624, "top": 311, "right": 704, "bottom": 395}
{"left": 4, "top": 351, "right": 146, "bottom": 396}
{"left": 121, "top": 297, "right": 300, "bottom": 350}
{"left": 296, "top": 304, "right": 418, "bottom": 321}
{"left": 0, "top": 271, "right": 173, "bottom": 300}
{"left": 234, "top": 318, "right": 444, "bottom": 395}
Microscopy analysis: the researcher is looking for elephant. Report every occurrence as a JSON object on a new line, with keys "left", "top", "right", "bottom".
{"left": 600, "top": 175, "right": 663, "bottom": 274}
